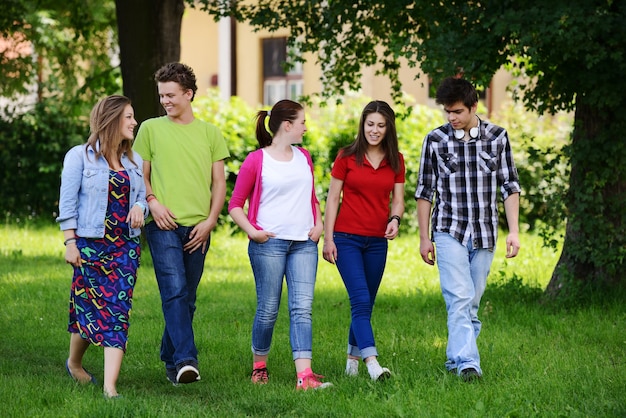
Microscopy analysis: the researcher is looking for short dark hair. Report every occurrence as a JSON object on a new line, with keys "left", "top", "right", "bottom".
{"left": 435, "top": 77, "right": 478, "bottom": 109}
{"left": 154, "top": 62, "right": 198, "bottom": 101}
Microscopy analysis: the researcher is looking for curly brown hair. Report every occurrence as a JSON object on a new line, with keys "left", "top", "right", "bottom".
{"left": 154, "top": 62, "right": 198, "bottom": 101}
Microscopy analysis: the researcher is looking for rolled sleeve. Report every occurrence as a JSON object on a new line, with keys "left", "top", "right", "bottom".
{"left": 498, "top": 135, "right": 522, "bottom": 200}
{"left": 415, "top": 135, "right": 436, "bottom": 202}
{"left": 56, "top": 147, "right": 83, "bottom": 230}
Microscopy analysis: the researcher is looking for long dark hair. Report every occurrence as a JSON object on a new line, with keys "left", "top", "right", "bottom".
{"left": 341, "top": 100, "right": 401, "bottom": 172}
{"left": 86, "top": 95, "right": 137, "bottom": 167}
{"left": 254, "top": 99, "right": 304, "bottom": 148}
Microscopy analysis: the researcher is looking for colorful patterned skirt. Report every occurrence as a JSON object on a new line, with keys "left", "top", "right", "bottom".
{"left": 68, "top": 169, "right": 141, "bottom": 352}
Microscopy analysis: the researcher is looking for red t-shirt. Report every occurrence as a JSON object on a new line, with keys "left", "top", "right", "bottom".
{"left": 332, "top": 152, "right": 405, "bottom": 238}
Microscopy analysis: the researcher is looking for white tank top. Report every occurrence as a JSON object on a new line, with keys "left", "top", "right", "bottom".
{"left": 256, "top": 146, "right": 314, "bottom": 240}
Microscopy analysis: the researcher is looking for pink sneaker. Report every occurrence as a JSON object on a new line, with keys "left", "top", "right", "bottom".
{"left": 251, "top": 367, "right": 269, "bottom": 384}
{"left": 296, "top": 369, "right": 333, "bottom": 391}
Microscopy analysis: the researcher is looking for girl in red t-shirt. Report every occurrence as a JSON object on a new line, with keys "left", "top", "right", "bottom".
{"left": 323, "top": 100, "right": 405, "bottom": 381}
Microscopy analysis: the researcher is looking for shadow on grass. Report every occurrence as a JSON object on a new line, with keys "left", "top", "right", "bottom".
{"left": 2, "top": 248, "right": 626, "bottom": 417}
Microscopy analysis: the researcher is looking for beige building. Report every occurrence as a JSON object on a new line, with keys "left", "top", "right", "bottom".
{"left": 180, "top": 7, "right": 513, "bottom": 114}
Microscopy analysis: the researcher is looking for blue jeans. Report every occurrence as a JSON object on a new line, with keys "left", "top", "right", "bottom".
{"left": 248, "top": 238, "right": 318, "bottom": 360}
{"left": 145, "top": 221, "right": 209, "bottom": 369}
{"left": 334, "top": 232, "right": 388, "bottom": 360}
{"left": 433, "top": 232, "right": 495, "bottom": 375}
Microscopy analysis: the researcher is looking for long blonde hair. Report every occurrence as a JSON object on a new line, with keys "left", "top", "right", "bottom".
{"left": 85, "top": 95, "right": 137, "bottom": 167}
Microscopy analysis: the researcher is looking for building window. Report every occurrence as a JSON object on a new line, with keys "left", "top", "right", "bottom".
{"left": 262, "top": 37, "right": 303, "bottom": 105}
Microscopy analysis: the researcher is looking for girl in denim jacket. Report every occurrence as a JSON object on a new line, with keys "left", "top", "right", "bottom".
{"left": 56, "top": 95, "right": 148, "bottom": 398}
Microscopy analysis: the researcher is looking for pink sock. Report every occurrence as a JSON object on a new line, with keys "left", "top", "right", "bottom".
{"left": 253, "top": 361, "right": 266, "bottom": 370}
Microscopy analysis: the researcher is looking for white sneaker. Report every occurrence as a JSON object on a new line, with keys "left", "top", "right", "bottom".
{"left": 366, "top": 359, "right": 391, "bottom": 381}
{"left": 345, "top": 358, "right": 359, "bottom": 376}
{"left": 373, "top": 367, "right": 391, "bottom": 381}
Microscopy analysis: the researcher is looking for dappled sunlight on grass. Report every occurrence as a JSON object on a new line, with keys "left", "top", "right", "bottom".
{"left": 384, "top": 237, "right": 441, "bottom": 296}
{"left": 1, "top": 223, "right": 65, "bottom": 257}
{"left": 490, "top": 229, "right": 560, "bottom": 289}
{"left": 381, "top": 230, "right": 560, "bottom": 299}
{"left": 2, "top": 224, "right": 624, "bottom": 418}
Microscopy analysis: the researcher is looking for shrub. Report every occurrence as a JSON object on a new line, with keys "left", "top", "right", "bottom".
{"left": 1, "top": 90, "right": 572, "bottom": 238}
{"left": 0, "top": 101, "right": 87, "bottom": 223}
{"left": 194, "top": 92, "right": 573, "bottom": 236}
{"left": 490, "top": 100, "right": 572, "bottom": 241}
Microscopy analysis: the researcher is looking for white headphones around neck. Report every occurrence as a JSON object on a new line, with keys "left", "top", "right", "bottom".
{"left": 454, "top": 117, "right": 480, "bottom": 140}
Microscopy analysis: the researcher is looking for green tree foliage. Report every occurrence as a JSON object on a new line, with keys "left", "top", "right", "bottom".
{"left": 490, "top": 101, "right": 571, "bottom": 240}
{"left": 0, "top": 1, "right": 121, "bottom": 220}
{"left": 0, "top": 0, "right": 121, "bottom": 117}
{"left": 2, "top": 0, "right": 622, "bottom": 299}
{"left": 198, "top": 0, "right": 626, "bottom": 299}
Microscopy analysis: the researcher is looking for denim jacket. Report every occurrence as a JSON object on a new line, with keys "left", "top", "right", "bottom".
{"left": 56, "top": 142, "right": 148, "bottom": 238}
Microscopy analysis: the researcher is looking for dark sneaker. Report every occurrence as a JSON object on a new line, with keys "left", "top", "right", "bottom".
{"left": 460, "top": 368, "right": 481, "bottom": 382}
{"left": 176, "top": 361, "right": 201, "bottom": 384}
{"left": 166, "top": 367, "right": 178, "bottom": 386}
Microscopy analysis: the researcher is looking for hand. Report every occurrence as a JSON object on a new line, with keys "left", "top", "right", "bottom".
{"left": 249, "top": 229, "right": 276, "bottom": 244}
{"left": 183, "top": 219, "right": 215, "bottom": 254}
{"left": 127, "top": 204, "right": 145, "bottom": 229}
{"left": 65, "top": 244, "right": 82, "bottom": 267}
{"left": 308, "top": 223, "right": 323, "bottom": 243}
{"left": 322, "top": 239, "right": 337, "bottom": 264}
{"left": 149, "top": 200, "right": 177, "bottom": 230}
{"left": 505, "top": 232, "right": 520, "bottom": 258}
{"left": 420, "top": 239, "right": 435, "bottom": 265}
{"left": 384, "top": 221, "right": 399, "bottom": 240}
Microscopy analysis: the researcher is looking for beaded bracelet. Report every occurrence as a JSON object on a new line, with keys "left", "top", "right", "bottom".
{"left": 388, "top": 215, "right": 401, "bottom": 226}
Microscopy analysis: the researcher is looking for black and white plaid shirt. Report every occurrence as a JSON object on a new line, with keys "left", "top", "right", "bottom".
{"left": 415, "top": 120, "right": 521, "bottom": 249}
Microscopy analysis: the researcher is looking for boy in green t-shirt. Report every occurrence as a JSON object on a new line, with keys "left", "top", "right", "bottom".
{"left": 133, "top": 62, "right": 230, "bottom": 385}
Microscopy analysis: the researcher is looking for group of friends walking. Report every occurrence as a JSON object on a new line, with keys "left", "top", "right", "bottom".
{"left": 56, "top": 62, "right": 521, "bottom": 398}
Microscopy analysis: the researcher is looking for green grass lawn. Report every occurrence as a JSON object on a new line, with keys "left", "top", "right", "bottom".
{"left": 0, "top": 224, "right": 624, "bottom": 417}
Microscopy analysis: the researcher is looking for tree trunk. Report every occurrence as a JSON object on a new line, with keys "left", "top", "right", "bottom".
{"left": 546, "top": 96, "right": 626, "bottom": 298}
{"left": 115, "top": 0, "right": 185, "bottom": 124}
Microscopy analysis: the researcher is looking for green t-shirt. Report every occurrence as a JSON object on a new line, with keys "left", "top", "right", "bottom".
{"left": 133, "top": 116, "right": 230, "bottom": 226}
